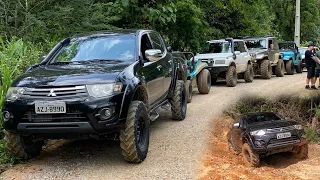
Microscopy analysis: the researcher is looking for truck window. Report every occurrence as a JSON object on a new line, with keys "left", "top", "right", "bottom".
{"left": 141, "top": 34, "right": 153, "bottom": 60}
{"left": 149, "top": 33, "right": 165, "bottom": 52}
{"left": 268, "top": 39, "right": 273, "bottom": 49}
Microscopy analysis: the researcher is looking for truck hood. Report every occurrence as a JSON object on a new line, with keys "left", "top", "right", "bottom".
{"left": 280, "top": 50, "right": 294, "bottom": 56}
{"left": 195, "top": 53, "right": 233, "bottom": 60}
{"left": 13, "top": 62, "right": 132, "bottom": 87}
{"left": 247, "top": 48, "right": 267, "bottom": 54}
{"left": 248, "top": 120, "right": 297, "bottom": 131}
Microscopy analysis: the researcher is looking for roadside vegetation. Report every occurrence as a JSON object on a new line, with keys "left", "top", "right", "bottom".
{"left": 0, "top": 0, "right": 319, "bottom": 168}
{"left": 225, "top": 94, "right": 320, "bottom": 143}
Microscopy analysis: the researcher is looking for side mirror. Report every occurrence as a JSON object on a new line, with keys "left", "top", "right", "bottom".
{"left": 233, "top": 123, "right": 240, "bottom": 128}
{"left": 235, "top": 51, "right": 241, "bottom": 55}
{"left": 145, "top": 49, "right": 163, "bottom": 62}
{"left": 39, "top": 55, "right": 47, "bottom": 63}
{"left": 167, "top": 46, "right": 172, "bottom": 52}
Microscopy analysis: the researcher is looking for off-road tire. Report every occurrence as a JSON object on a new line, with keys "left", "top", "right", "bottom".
{"left": 286, "top": 60, "right": 294, "bottom": 75}
{"left": 120, "top": 101, "right": 150, "bottom": 163}
{"left": 244, "top": 64, "right": 254, "bottom": 83}
{"left": 197, "top": 69, "right": 211, "bottom": 94}
{"left": 242, "top": 143, "right": 260, "bottom": 167}
{"left": 275, "top": 59, "right": 285, "bottom": 77}
{"left": 293, "top": 144, "right": 308, "bottom": 160}
{"left": 227, "top": 131, "right": 241, "bottom": 155}
{"left": 4, "top": 130, "right": 43, "bottom": 159}
{"left": 226, "top": 66, "right": 237, "bottom": 87}
{"left": 296, "top": 61, "right": 303, "bottom": 73}
{"left": 171, "top": 80, "right": 187, "bottom": 120}
{"left": 186, "top": 80, "right": 192, "bottom": 103}
{"left": 260, "top": 60, "right": 272, "bottom": 79}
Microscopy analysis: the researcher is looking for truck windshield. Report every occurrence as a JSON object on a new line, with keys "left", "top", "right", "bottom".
{"left": 246, "top": 113, "right": 282, "bottom": 125}
{"left": 245, "top": 39, "right": 267, "bottom": 49}
{"left": 50, "top": 34, "right": 135, "bottom": 64}
{"left": 201, "top": 42, "right": 231, "bottom": 53}
{"left": 279, "top": 43, "right": 295, "bottom": 50}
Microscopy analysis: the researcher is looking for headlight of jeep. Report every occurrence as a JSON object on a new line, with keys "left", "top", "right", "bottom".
{"left": 86, "top": 83, "right": 122, "bottom": 98}
{"left": 294, "top": 125, "right": 303, "bottom": 130}
{"left": 6, "top": 87, "right": 26, "bottom": 101}
{"left": 250, "top": 129, "right": 266, "bottom": 136}
{"left": 215, "top": 60, "right": 225, "bottom": 64}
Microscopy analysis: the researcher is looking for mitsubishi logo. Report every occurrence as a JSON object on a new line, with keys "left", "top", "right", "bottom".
{"left": 47, "top": 89, "right": 57, "bottom": 97}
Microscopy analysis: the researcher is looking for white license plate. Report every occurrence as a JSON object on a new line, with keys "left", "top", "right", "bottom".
{"left": 35, "top": 102, "right": 66, "bottom": 114}
{"left": 276, "top": 132, "right": 291, "bottom": 139}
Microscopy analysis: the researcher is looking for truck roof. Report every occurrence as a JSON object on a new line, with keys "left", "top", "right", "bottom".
{"left": 207, "top": 39, "right": 243, "bottom": 43}
{"left": 71, "top": 29, "right": 152, "bottom": 38}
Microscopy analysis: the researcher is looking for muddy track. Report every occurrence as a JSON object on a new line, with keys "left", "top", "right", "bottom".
{"left": 1, "top": 73, "right": 315, "bottom": 180}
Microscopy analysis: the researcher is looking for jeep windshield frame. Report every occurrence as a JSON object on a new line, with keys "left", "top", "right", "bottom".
{"left": 48, "top": 34, "right": 136, "bottom": 65}
{"left": 201, "top": 41, "right": 232, "bottom": 54}
{"left": 279, "top": 42, "right": 296, "bottom": 50}
{"left": 244, "top": 39, "right": 267, "bottom": 49}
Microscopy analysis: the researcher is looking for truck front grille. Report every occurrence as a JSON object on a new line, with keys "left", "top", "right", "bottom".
{"left": 21, "top": 86, "right": 87, "bottom": 101}
{"left": 22, "top": 110, "right": 88, "bottom": 123}
{"left": 267, "top": 135, "right": 300, "bottom": 148}
{"left": 267, "top": 126, "right": 296, "bottom": 133}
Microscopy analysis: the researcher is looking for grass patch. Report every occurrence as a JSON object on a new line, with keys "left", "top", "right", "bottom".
{"left": 226, "top": 94, "right": 320, "bottom": 144}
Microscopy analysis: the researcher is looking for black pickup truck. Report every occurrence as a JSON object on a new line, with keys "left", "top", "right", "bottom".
{"left": 2, "top": 30, "right": 187, "bottom": 163}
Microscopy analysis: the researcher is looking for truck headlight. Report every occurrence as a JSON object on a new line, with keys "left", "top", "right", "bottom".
{"left": 6, "top": 87, "right": 26, "bottom": 101}
{"left": 294, "top": 125, "right": 303, "bottom": 130}
{"left": 86, "top": 83, "right": 122, "bottom": 98}
{"left": 250, "top": 129, "right": 266, "bottom": 136}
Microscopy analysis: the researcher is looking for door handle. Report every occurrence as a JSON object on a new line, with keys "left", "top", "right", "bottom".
{"left": 157, "top": 65, "right": 162, "bottom": 71}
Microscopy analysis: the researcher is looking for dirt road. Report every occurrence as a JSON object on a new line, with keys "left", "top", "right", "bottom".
{"left": 1, "top": 73, "right": 311, "bottom": 180}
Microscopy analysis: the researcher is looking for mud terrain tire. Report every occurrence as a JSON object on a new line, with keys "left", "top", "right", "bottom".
{"left": 242, "top": 143, "right": 260, "bottom": 167}
{"left": 226, "top": 66, "right": 237, "bottom": 87}
{"left": 296, "top": 61, "right": 303, "bottom": 73}
{"left": 197, "top": 69, "right": 211, "bottom": 94}
{"left": 293, "top": 144, "right": 308, "bottom": 160}
{"left": 186, "top": 80, "right": 192, "bottom": 103}
{"left": 275, "top": 59, "right": 285, "bottom": 77}
{"left": 244, "top": 64, "right": 254, "bottom": 83}
{"left": 286, "top": 60, "right": 295, "bottom": 75}
{"left": 171, "top": 80, "right": 187, "bottom": 120}
{"left": 227, "top": 131, "right": 241, "bottom": 155}
{"left": 260, "top": 60, "right": 272, "bottom": 79}
{"left": 120, "top": 101, "right": 150, "bottom": 163}
{"left": 4, "top": 130, "right": 43, "bottom": 159}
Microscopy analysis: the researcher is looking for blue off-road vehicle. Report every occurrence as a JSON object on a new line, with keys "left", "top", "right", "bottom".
{"left": 179, "top": 52, "right": 211, "bottom": 103}
{"left": 279, "top": 41, "right": 303, "bottom": 74}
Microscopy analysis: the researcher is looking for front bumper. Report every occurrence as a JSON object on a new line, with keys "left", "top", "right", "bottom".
{"left": 207, "top": 66, "right": 229, "bottom": 76}
{"left": 3, "top": 93, "right": 126, "bottom": 136}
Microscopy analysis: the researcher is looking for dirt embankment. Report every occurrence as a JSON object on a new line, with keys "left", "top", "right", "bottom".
{"left": 199, "top": 116, "right": 320, "bottom": 180}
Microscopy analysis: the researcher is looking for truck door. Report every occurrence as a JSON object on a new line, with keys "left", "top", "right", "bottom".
{"left": 138, "top": 33, "right": 164, "bottom": 106}
{"left": 268, "top": 38, "right": 275, "bottom": 62}
{"left": 234, "top": 41, "right": 246, "bottom": 73}
{"left": 149, "top": 32, "right": 173, "bottom": 97}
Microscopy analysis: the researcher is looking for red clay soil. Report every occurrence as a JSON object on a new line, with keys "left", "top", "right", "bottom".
{"left": 199, "top": 116, "right": 320, "bottom": 180}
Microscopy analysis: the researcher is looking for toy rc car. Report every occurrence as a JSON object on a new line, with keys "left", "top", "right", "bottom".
{"left": 228, "top": 112, "right": 308, "bottom": 167}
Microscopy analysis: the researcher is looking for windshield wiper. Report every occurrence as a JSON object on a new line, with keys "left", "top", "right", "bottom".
{"left": 50, "top": 61, "right": 75, "bottom": 65}
{"left": 87, "top": 59, "right": 122, "bottom": 63}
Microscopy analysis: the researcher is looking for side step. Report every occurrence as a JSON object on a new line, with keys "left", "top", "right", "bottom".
{"left": 149, "top": 111, "right": 159, "bottom": 122}
{"left": 161, "top": 103, "right": 171, "bottom": 111}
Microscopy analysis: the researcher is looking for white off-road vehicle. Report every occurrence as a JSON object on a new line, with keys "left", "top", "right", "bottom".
{"left": 194, "top": 38, "right": 254, "bottom": 87}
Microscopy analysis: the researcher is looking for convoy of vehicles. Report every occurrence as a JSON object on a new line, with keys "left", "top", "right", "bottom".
{"left": 228, "top": 112, "right": 308, "bottom": 167}
{"left": 194, "top": 38, "right": 254, "bottom": 87}
{"left": 2, "top": 30, "right": 310, "bottom": 164}
{"left": 279, "top": 41, "right": 303, "bottom": 74}
{"left": 244, "top": 36, "right": 285, "bottom": 79}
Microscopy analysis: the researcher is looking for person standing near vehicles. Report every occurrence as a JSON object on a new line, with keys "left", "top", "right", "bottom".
{"left": 315, "top": 49, "right": 320, "bottom": 89}
{"left": 305, "top": 43, "right": 320, "bottom": 90}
